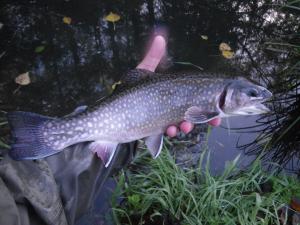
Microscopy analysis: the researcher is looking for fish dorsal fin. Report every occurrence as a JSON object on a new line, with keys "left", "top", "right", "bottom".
{"left": 64, "top": 105, "right": 88, "bottom": 118}
{"left": 112, "top": 69, "right": 156, "bottom": 93}
{"left": 89, "top": 141, "right": 118, "bottom": 167}
{"left": 184, "top": 106, "right": 219, "bottom": 124}
{"left": 144, "top": 134, "right": 164, "bottom": 158}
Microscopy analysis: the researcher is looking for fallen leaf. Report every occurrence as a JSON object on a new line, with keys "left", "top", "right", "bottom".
{"left": 222, "top": 50, "right": 234, "bottom": 59}
{"left": 111, "top": 80, "right": 122, "bottom": 90}
{"left": 201, "top": 35, "right": 208, "bottom": 40}
{"left": 63, "top": 16, "right": 72, "bottom": 24}
{"left": 104, "top": 12, "right": 120, "bottom": 22}
{"left": 15, "top": 72, "right": 31, "bottom": 85}
{"left": 291, "top": 196, "right": 300, "bottom": 212}
{"left": 35, "top": 45, "right": 45, "bottom": 53}
{"left": 219, "top": 42, "right": 232, "bottom": 51}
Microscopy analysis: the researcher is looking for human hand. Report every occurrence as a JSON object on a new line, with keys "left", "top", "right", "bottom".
{"left": 136, "top": 35, "right": 221, "bottom": 137}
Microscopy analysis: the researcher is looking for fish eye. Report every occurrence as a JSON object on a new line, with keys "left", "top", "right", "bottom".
{"left": 246, "top": 88, "right": 259, "bottom": 98}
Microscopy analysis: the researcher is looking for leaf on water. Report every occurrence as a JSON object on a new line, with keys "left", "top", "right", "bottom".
{"left": 201, "top": 35, "right": 208, "bottom": 40}
{"left": 222, "top": 50, "right": 234, "bottom": 59}
{"left": 15, "top": 72, "right": 31, "bottom": 85}
{"left": 63, "top": 16, "right": 72, "bottom": 24}
{"left": 104, "top": 12, "right": 121, "bottom": 22}
{"left": 111, "top": 80, "right": 122, "bottom": 90}
{"left": 219, "top": 42, "right": 232, "bottom": 51}
{"left": 219, "top": 43, "right": 234, "bottom": 59}
{"left": 35, "top": 45, "right": 45, "bottom": 53}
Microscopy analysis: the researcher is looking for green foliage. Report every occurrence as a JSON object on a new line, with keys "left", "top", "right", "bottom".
{"left": 0, "top": 116, "right": 9, "bottom": 149}
{"left": 112, "top": 148, "right": 300, "bottom": 225}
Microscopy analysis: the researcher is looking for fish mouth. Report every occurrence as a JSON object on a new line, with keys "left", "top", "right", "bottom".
{"left": 232, "top": 103, "right": 270, "bottom": 115}
{"left": 241, "top": 86, "right": 272, "bottom": 115}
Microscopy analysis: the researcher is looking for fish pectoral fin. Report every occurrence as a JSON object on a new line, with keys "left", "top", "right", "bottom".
{"left": 184, "top": 106, "right": 219, "bottom": 124}
{"left": 144, "top": 134, "right": 164, "bottom": 158}
{"left": 89, "top": 141, "right": 118, "bottom": 168}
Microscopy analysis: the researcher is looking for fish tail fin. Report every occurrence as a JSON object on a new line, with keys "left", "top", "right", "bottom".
{"left": 7, "top": 111, "right": 56, "bottom": 160}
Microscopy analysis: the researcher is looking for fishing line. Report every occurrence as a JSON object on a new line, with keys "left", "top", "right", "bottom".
{"left": 226, "top": 117, "right": 231, "bottom": 136}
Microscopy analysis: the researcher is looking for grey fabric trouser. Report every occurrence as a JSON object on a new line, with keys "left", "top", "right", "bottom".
{"left": 0, "top": 142, "right": 136, "bottom": 225}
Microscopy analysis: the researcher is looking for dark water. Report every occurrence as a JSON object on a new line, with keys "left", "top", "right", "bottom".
{"left": 0, "top": 0, "right": 299, "bottom": 224}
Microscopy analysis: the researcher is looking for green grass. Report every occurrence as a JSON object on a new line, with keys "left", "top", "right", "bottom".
{"left": 0, "top": 115, "right": 9, "bottom": 149}
{"left": 111, "top": 144, "right": 300, "bottom": 225}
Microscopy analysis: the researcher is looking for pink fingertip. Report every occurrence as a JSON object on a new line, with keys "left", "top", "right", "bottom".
{"left": 180, "top": 121, "right": 194, "bottom": 134}
{"left": 208, "top": 118, "right": 222, "bottom": 126}
{"left": 136, "top": 35, "right": 166, "bottom": 72}
{"left": 166, "top": 126, "right": 178, "bottom": 138}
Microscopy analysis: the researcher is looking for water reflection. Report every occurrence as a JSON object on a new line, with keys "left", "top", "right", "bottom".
{"left": 0, "top": 0, "right": 299, "bottom": 170}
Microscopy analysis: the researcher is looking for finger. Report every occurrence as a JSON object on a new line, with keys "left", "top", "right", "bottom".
{"left": 136, "top": 35, "right": 166, "bottom": 72}
{"left": 166, "top": 125, "right": 178, "bottom": 137}
{"left": 179, "top": 121, "right": 194, "bottom": 134}
{"left": 208, "top": 118, "right": 221, "bottom": 126}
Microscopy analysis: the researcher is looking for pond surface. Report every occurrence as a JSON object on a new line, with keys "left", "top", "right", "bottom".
{"left": 0, "top": 0, "right": 299, "bottom": 224}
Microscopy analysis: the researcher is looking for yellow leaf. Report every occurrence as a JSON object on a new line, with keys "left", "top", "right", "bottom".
{"left": 15, "top": 72, "right": 31, "bottom": 85}
{"left": 63, "top": 17, "right": 72, "bottom": 24}
{"left": 201, "top": 35, "right": 208, "bottom": 40}
{"left": 222, "top": 50, "right": 234, "bottom": 59}
{"left": 111, "top": 80, "right": 122, "bottom": 90}
{"left": 219, "top": 42, "right": 231, "bottom": 51}
{"left": 104, "top": 12, "right": 120, "bottom": 22}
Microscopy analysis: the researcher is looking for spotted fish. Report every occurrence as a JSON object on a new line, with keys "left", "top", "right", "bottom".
{"left": 7, "top": 70, "right": 272, "bottom": 167}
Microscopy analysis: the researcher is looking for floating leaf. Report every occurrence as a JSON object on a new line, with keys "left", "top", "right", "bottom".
{"left": 35, "top": 45, "right": 45, "bottom": 53}
{"left": 201, "top": 35, "right": 208, "bottom": 40}
{"left": 219, "top": 42, "right": 232, "bottom": 51}
{"left": 15, "top": 72, "right": 31, "bottom": 85}
{"left": 63, "top": 16, "right": 72, "bottom": 24}
{"left": 222, "top": 50, "right": 234, "bottom": 59}
{"left": 104, "top": 12, "right": 121, "bottom": 22}
{"left": 111, "top": 80, "right": 122, "bottom": 90}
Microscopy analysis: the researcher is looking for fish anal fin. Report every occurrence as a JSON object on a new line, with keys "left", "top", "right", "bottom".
{"left": 184, "top": 106, "right": 219, "bottom": 124}
{"left": 89, "top": 141, "right": 118, "bottom": 167}
{"left": 145, "top": 134, "right": 164, "bottom": 158}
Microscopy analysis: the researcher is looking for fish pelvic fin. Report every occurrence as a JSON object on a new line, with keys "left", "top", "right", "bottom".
{"left": 145, "top": 134, "right": 164, "bottom": 158}
{"left": 184, "top": 106, "right": 219, "bottom": 124}
{"left": 89, "top": 141, "right": 118, "bottom": 167}
{"left": 7, "top": 111, "right": 57, "bottom": 160}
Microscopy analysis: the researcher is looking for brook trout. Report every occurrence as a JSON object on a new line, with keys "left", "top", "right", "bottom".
{"left": 7, "top": 70, "right": 272, "bottom": 167}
